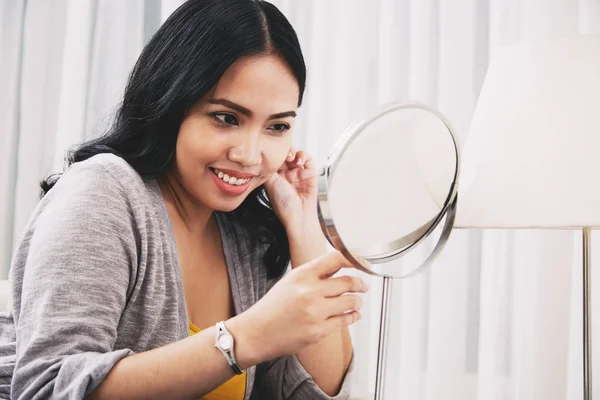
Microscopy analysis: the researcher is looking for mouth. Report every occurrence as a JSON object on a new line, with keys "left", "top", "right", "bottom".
{"left": 209, "top": 168, "right": 253, "bottom": 186}
{"left": 209, "top": 167, "right": 255, "bottom": 197}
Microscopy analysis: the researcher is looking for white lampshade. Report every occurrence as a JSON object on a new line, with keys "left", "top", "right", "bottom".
{"left": 456, "top": 35, "right": 600, "bottom": 229}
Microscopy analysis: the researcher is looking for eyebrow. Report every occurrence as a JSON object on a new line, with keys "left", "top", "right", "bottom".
{"left": 209, "top": 98, "right": 297, "bottom": 120}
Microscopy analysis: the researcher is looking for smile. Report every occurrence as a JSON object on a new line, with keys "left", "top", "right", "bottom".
{"left": 210, "top": 168, "right": 252, "bottom": 186}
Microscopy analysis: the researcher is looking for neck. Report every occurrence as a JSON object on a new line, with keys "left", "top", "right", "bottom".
{"left": 158, "top": 173, "right": 215, "bottom": 239}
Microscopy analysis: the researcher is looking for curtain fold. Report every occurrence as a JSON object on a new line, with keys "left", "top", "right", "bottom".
{"left": 0, "top": 0, "right": 27, "bottom": 281}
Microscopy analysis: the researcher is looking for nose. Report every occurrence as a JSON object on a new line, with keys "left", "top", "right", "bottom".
{"left": 227, "top": 131, "right": 262, "bottom": 167}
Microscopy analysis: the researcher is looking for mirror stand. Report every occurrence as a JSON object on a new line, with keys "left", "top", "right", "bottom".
{"left": 374, "top": 276, "right": 393, "bottom": 400}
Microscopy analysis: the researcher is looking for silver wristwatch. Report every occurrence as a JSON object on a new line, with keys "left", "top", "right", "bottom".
{"left": 214, "top": 321, "right": 244, "bottom": 375}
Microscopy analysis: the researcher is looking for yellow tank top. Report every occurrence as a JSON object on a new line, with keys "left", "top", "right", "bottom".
{"left": 189, "top": 322, "right": 247, "bottom": 400}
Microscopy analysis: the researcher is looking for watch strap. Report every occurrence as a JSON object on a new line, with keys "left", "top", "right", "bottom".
{"left": 214, "top": 321, "right": 244, "bottom": 375}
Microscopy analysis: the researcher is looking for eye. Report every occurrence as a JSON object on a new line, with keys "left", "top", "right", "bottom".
{"left": 212, "top": 113, "right": 239, "bottom": 127}
{"left": 267, "top": 123, "right": 291, "bottom": 135}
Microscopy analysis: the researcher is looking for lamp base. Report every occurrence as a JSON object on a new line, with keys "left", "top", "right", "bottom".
{"left": 583, "top": 228, "right": 592, "bottom": 400}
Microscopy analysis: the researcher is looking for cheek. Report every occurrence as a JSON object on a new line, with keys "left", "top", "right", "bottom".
{"left": 262, "top": 137, "right": 292, "bottom": 172}
{"left": 175, "top": 121, "right": 223, "bottom": 169}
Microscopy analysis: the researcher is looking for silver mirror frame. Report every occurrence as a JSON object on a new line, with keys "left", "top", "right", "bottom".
{"left": 317, "top": 102, "right": 461, "bottom": 278}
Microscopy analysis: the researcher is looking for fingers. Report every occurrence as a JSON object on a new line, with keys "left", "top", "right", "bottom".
{"left": 286, "top": 147, "right": 296, "bottom": 162}
{"left": 303, "top": 156, "right": 316, "bottom": 171}
{"left": 306, "top": 251, "right": 355, "bottom": 278}
{"left": 281, "top": 165, "right": 318, "bottom": 184}
{"left": 293, "top": 150, "right": 312, "bottom": 169}
{"left": 325, "top": 310, "right": 362, "bottom": 331}
{"left": 285, "top": 148, "right": 314, "bottom": 170}
{"left": 323, "top": 295, "right": 364, "bottom": 332}
{"left": 321, "top": 275, "right": 369, "bottom": 297}
{"left": 326, "top": 294, "right": 364, "bottom": 317}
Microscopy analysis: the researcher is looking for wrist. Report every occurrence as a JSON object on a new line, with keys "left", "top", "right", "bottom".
{"left": 287, "top": 219, "right": 327, "bottom": 268}
{"left": 286, "top": 220, "right": 320, "bottom": 240}
{"left": 225, "top": 312, "right": 267, "bottom": 370}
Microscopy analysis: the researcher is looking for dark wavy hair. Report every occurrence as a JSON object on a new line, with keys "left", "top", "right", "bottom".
{"left": 41, "top": 0, "right": 306, "bottom": 279}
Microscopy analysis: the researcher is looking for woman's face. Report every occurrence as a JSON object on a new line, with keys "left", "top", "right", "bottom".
{"left": 172, "top": 54, "right": 300, "bottom": 212}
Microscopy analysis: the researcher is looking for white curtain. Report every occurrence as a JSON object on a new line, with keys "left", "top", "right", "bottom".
{"left": 2, "top": 1, "right": 600, "bottom": 399}
{"left": 0, "top": 0, "right": 163, "bottom": 279}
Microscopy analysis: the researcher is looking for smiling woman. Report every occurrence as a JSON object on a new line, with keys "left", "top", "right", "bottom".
{"left": 168, "top": 54, "right": 299, "bottom": 214}
{"left": 0, "top": 1, "right": 366, "bottom": 400}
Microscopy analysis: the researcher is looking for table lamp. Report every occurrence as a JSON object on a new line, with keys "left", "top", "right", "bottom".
{"left": 455, "top": 35, "right": 600, "bottom": 400}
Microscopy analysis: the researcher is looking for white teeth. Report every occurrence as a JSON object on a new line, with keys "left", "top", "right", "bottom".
{"left": 213, "top": 169, "right": 250, "bottom": 186}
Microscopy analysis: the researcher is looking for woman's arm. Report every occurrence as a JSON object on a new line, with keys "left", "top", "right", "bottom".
{"left": 89, "top": 315, "right": 261, "bottom": 400}
{"left": 286, "top": 220, "right": 358, "bottom": 397}
{"left": 263, "top": 148, "right": 361, "bottom": 397}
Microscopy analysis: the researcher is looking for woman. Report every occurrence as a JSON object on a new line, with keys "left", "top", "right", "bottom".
{"left": 0, "top": 0, "right": 368, "bottom": 399}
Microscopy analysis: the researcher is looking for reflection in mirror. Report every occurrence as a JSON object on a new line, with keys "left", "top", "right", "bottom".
{"left": 326, "top": 106, "right": 457, "bottom": 263}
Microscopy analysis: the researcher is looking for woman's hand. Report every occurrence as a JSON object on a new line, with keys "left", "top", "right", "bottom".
{"left": 264, "top": 148, "right": 319, "bottom": 237}
{"left": 229, "top": 251, "right": 368, "bottom": 367}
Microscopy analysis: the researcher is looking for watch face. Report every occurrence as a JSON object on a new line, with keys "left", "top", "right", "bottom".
{"left": 219, "top": 334, "right": 233, "bottom": 351}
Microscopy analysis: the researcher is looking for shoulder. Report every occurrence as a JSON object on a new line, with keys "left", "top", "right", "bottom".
{"left": 47, "top": 154, "right": 149, "bottom": 206}
{"left": 37, "top": 154, "right": 153, "bottom": 232}
{"left": 82, "top": 153, "right": 143, "bottom": 184}
{"left": 61, "top": 153, "right": 143, "bottom": 193}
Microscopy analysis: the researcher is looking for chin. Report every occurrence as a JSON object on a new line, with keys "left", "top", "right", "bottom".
{"left": 204, "top": 195, "right": 249, "bottom": 213}
{"left": 213, "top": 202, "right": 243, "bottom": 213}
{"left": 200, "top": 181, "right": 265, "bottom": 213}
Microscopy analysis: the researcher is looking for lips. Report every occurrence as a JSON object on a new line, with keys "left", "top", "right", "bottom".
{"left": 210, "top": 167, "right": 259, "bottom": 186}
{"left": 209, "top": 168, "right": 254, "bottom": 196}
{"left": 211, "top": 168, "right": 258, "bottom": 179}
{"left": 210, "top": 168, "right": 251, "bottom": 186}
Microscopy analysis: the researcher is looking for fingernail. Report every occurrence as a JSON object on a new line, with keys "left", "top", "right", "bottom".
{"left": 363, "top": 280, "right": 369, "bottom": 291}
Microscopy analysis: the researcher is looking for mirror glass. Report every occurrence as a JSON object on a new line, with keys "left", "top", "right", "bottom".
{"left": 324, "top": 105, "right": 458, "bottom": 276}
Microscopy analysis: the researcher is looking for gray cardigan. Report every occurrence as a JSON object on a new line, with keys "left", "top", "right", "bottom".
{"left": 0, "top": 154, "right": 352, "bottom": 399}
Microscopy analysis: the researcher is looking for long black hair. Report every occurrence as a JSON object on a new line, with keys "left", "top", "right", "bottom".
{"left": 41, "top": 0, "right": 306, "bottom": 279}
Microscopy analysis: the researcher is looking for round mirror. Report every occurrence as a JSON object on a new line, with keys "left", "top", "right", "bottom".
{"left": 317, "top": 102, "right": 460, "bottom": 278}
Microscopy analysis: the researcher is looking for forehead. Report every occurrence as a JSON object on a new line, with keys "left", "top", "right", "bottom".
{"left": 211, "top": 54, "right": 300, "bottom": 113}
